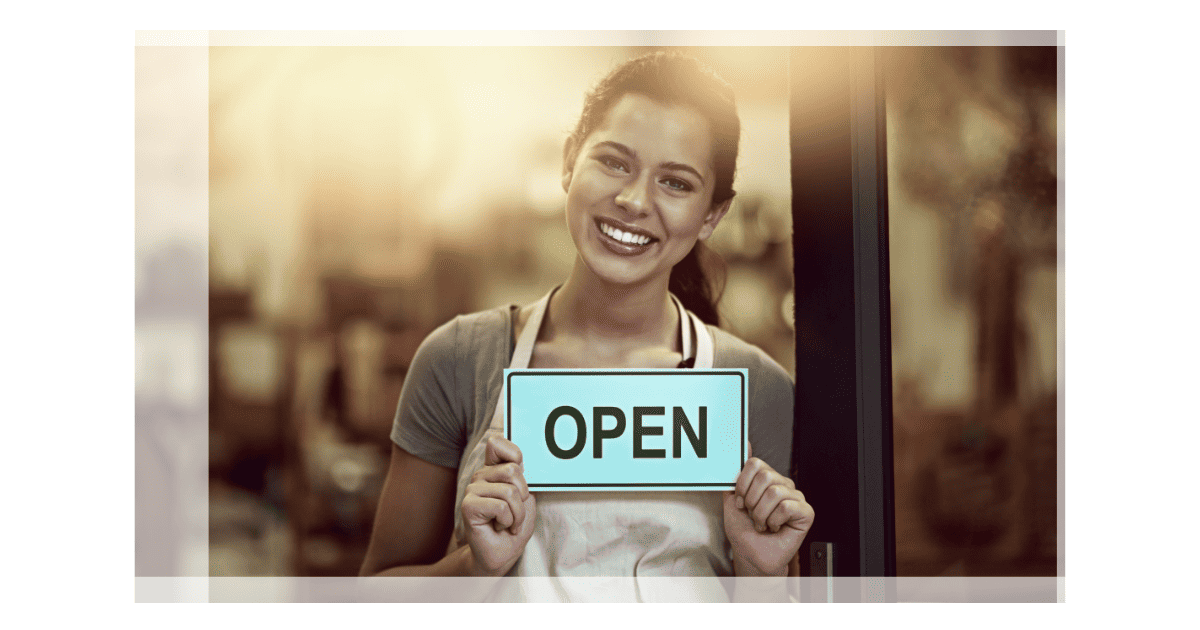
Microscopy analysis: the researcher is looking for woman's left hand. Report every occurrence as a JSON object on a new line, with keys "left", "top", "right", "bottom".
{"left": 723, "top": 451, "right": 815, "bottom": 577}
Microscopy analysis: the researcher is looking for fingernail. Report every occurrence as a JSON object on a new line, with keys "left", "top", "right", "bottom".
{"left": 736, "top": 496, "right": 744, "bottom": 510}
{"left": 755, "top": 524, "right": 765, "bottom": 533}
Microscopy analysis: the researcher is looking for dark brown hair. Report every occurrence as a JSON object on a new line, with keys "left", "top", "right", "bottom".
{"left": 565, "top": 51, "right": 738, "bottom": 325}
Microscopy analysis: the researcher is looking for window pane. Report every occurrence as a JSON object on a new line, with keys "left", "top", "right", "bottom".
{"left": 884, "top": 47, "right": 1058, "bottom": 577}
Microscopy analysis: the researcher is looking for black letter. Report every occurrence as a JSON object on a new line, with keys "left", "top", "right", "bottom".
{"left": 633, "top": 406, "right": 666, "bottom": 459}
{"left": 673, "top": 406, "right": 707, "bottom": 458}
{"left": 593, "top": 407, "right": 626, "bottom": 459}
{"left": 545, "top": 405, "right": 586, "bottom": 459}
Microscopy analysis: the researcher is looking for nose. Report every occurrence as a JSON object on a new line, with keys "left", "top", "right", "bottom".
{"left": 614, "top": 173, "right": 652, "bottom": 217}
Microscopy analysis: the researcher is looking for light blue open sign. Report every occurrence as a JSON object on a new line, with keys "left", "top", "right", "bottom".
{"left": 504, "top": 369, "right": 747, "bottom": 491}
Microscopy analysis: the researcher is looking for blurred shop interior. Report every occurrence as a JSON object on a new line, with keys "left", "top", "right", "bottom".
{"left": 885, "top": 47, "right": 1057, "bottom": 577}
{"left": 206, "top": 46, "right": 795, "bottom": 577}
{"left": 194, "top": 46, "right": 1057, "bottom": 577}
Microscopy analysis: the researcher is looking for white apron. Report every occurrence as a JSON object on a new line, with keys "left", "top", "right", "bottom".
{"left": 449, "top": 288, "right": 732, "bottom": 602}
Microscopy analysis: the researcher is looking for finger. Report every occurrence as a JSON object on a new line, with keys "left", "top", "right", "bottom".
{"left": 461, "top": 494, "right": 514, "bottom": 531}
{"left": 766, "top": 499, "right": 807, "bottom": 533}
{"left": 783, "top": 494, "right": 815, "bottom": 532}
{"left": 485, "top": 434, "right": 523, "bottom": 467}
{"left": 466, "top": 481, "right": 525, "bottom": 532}
{"left": 744, "top": 467, "right": 777, "bottom": 516}
{"left": 752, "top": 485, "right": 790, "bottom": 532}
{"left": 737, "top": 444, "right": 753, "bottom": 510}
{"left": 734, "top": 457, "right": 767, "bottom": 509}
{"left": 472, "top": 462, "right": 530, "bottom": 500}
{"left": 473, "top": 480, "right": 526, "bottom": 531}
{"left": 740, "top": 441, "right": 754, "bottom": 506}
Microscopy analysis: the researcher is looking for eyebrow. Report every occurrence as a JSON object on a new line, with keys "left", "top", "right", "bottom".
{"left": 593, "top": 141, "right": 707, "bottom": 187}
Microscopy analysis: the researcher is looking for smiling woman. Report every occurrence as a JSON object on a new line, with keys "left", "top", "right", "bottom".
{"left": 358, "top": 51, "right": 810, "bottom": 601}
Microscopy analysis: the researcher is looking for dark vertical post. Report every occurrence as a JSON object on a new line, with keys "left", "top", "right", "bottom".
{"left": 790, "top": 46, "right": 895, "bottom": 598}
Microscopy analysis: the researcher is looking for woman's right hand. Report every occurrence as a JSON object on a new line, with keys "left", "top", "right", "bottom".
{"left": 460, "top": 435, "right": 537, "bottom": 576}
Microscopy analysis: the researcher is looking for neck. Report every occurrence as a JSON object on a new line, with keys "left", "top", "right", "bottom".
{"left": 549, "top": 257, "right": 678, "bottom": 349}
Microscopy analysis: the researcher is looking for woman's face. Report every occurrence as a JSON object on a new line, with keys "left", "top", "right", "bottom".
{"left": 562, "top": 93, "right": 730, "bottom": 288}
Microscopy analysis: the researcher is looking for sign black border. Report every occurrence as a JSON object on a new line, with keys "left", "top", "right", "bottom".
{"left": 505, "top": 369, "right": 746, "bottom": 489}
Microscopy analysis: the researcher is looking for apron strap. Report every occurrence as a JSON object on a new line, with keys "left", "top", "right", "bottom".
{"left": 511, "top": 288, "right": 555, "bottom": 369}
{"left": 670, "top": 293, "right": 713, "bottom": 370}
{"left": 671, "top": 294, "right": 693, "bottom": 363}
{"left": 690, "top": 310, "right": 714, "bottom": 370}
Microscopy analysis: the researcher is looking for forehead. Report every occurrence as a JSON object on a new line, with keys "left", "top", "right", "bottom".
{"left": 588, "top": 93, "right": 715, "bottom": 176}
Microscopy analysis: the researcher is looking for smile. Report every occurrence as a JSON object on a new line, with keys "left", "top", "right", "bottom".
{"left": 596, "top": 218, "right": 657, "bottom": 247}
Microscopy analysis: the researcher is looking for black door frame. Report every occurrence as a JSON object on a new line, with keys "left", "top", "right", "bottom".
{"left": 790, "top": 46, "right": 896, "bottom": 600}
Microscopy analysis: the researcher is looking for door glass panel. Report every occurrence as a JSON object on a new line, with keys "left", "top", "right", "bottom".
{"left": 884, "top": 47, "right": 1058, "bottom": 577}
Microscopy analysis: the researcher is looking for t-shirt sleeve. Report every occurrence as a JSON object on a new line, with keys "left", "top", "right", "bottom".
{"left": 747, "top": 352, "right": 795, "bottom": 480}
{"left": 390, "top": 317, "right": 468, "bottom": 470}
{"left": 711, "top": 327, "right": 794, "bottom": 479}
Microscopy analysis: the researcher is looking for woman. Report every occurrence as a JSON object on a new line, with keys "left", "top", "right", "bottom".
{"left": 360, "top": 52, "right": 813, "bottom": 599}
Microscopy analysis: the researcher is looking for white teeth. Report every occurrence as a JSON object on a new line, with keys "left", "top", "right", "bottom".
{"left": 600, "top": 222, "right": 650, "bottom": 246}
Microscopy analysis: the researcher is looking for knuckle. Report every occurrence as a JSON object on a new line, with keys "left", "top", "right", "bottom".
{"left": 735, "top": 471, "right": 750, "bottom": 487}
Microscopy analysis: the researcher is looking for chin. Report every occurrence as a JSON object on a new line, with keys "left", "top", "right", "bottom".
{"left": 581, "top": 247, "right": 678, "bottom": 290}
{"left": 583, "top": 258, "right": 647, "bottom": 287}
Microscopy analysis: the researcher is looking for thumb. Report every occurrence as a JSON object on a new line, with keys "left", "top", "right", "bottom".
{"left": 485, "top": 434, "right": 522, "bottom": 467}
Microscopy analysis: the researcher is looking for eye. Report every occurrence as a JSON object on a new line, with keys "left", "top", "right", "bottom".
{"left": 661, "top": 177, "right": 694, "bottom": 192}
{"left": 598, "top": 156, "right": 629, "bottom": 173}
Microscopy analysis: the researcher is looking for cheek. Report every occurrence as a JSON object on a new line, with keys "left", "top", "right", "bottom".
{"left": 664, "top": 202, "right": 712, "bottom": 239}
{"left": 566, "top": 171, "right": 609, "bottom": 215}
{"left": 564, "top": 180, "right": 597, "bottom": 238}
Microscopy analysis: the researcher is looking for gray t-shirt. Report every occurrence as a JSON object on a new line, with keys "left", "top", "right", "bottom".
{"left": 391, "top": 305, "right": 794, "bottom": 477}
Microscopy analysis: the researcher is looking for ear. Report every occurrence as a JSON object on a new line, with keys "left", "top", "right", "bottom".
{"left": 561, "top": 137, "right": 577, "bottom": 193}
{"left": 697, "top": 197, "right": 733, "bottom": 242}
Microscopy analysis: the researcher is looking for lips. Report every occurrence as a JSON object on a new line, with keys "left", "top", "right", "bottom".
{"left": 594, "top": 217, "right": 658, "bottom": 255}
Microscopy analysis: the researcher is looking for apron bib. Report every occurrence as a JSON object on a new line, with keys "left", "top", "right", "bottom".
{"left": 450, "top": 288, "right": 731, "bottom": 601}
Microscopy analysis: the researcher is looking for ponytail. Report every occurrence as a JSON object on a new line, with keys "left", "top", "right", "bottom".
{"left": 669, "top": 241, "right": 726, "bottom": 327}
